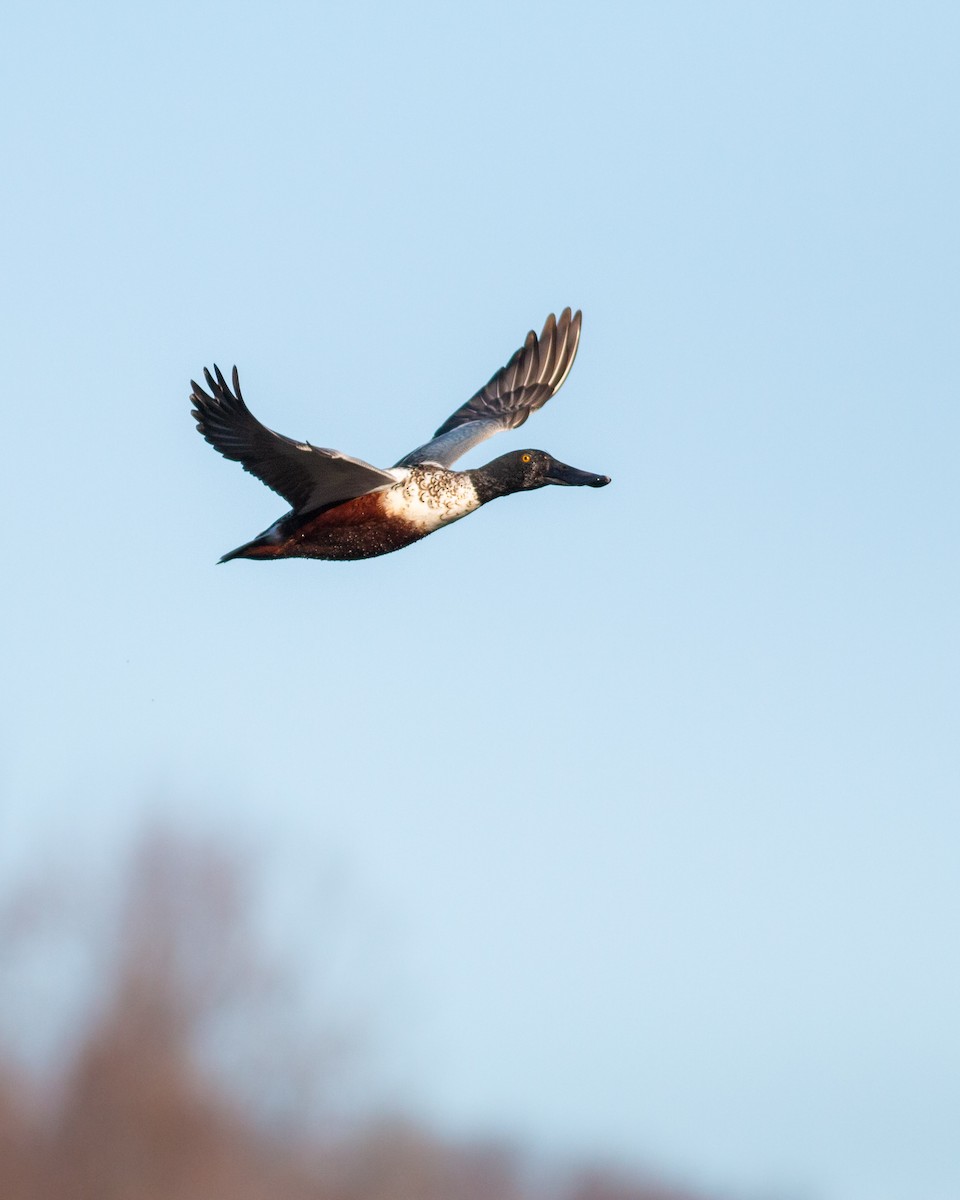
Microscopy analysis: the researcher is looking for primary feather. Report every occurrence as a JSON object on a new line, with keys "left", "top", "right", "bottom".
{"left": 191, "top": 366, "right": 397, "bottom": 513}
{"left": 396, "top": 308, "right": 582, "bottom": 468}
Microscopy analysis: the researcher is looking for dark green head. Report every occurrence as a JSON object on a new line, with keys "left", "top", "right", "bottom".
{"left": 472, "top": 450, "right": 611, "bottom": 504}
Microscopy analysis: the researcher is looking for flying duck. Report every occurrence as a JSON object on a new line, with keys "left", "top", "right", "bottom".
{"left": 191, "top": 307, "right": 610, "bottom": 562}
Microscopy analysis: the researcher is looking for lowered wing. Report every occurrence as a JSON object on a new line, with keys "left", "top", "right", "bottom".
{"left": 396, "top": 308, "right": 582, "bottom": 468}
{"left": 191, "top": 366, "right": 397, "bottom": 514}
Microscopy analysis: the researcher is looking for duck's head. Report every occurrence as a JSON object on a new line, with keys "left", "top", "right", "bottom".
{"left": 475, "top": 449, "right": 611, "bottom": 502}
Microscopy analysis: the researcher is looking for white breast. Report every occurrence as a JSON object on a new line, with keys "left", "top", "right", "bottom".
{"left": 380, "top": 468, "right": 481, "bottom": 532}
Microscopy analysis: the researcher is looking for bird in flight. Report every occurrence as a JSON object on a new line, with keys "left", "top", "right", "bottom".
{"left": 191, "top": 308, "right": 610, "bottom": 562}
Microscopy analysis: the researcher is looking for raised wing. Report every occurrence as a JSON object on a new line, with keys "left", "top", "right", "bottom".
{"left": 191, "top": 366, "right": 397, "bottom": 513}
{"left": 397, "top": 308, "right": 582, "bottom": 468}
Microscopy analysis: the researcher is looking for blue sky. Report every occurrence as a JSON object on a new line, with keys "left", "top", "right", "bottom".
{"left": 2, "top": 3, "right": 959, "bottom": 1198}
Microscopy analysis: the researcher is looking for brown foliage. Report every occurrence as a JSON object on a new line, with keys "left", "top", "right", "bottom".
{"left": 0, "top": 829, "right": 715, "bottom": 1200}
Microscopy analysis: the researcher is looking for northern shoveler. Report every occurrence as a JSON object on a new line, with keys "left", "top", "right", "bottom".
{"left": 191, "top": 307, "right": 610, "bottom": 562}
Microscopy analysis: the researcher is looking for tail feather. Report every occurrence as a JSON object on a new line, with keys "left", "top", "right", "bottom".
{"left": 218, "top": 536, "right": 282, "bottom": 563}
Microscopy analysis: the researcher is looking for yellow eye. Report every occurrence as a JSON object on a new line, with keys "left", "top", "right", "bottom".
{"left": 521, "top": 453, "right": 531, "bottom": 463}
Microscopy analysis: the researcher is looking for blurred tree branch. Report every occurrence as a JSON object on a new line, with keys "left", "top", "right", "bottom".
{"left": 0, "top": 825, "right": 718, "bottom": 1200}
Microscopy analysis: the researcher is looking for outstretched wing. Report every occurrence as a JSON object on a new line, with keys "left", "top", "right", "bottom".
{"left": 191, "top": 366, "right": 397, "bottom": 514}
{"left": 396, "top": 308, "right": 582, "bottom": 468}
